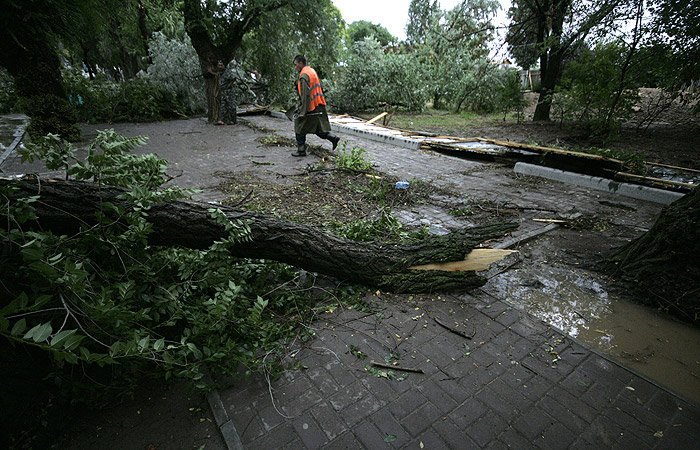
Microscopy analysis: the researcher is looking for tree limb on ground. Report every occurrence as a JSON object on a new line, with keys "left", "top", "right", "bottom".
{"left": 1, "top": 177, "right": 518, "bottom": 293}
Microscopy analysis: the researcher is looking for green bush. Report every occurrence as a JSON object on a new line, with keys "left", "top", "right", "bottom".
{"left": 0, "top": 68, "right": 17, "bottom": 113}
{"left": 17, "top": 94, "right": 81, "bottom": 141}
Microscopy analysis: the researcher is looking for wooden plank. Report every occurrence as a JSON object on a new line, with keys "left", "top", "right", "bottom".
{"left": 646, "top": 162, "right": 700, "bottom": 175}
{"left": 614, "top": 171, "right": 696, "bottom": 191}
{"left": 366, "top": 112, "right": 388, "bottom": 124}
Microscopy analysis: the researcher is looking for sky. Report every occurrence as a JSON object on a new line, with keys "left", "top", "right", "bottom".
{"left": 330, "top": 0, "right": 511, "bottom": 43}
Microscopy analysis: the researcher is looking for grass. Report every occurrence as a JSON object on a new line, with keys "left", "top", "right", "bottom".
{"left": 356, "top": 108, "right": 522, "bottom": 133}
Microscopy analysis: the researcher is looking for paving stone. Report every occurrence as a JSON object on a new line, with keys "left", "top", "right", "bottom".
{"left": 660, "top": 426, "right": 699, "bottom": 449}
{"left": 416, "top": 379, "right": 459, "bottom": 414}
{"left": 432, "top": 376, "right": 472, "bottom": 405}
{"left": 307, "top": 366, "right": 341, "bottom": 397}
{"left": 448, "top": 397, "right": 488, "bottom": 429}
{"left": 475, "top": 385, "right": 522, "bottom": 423}
{"left": 535, "top": 422, "right": 576, "bottom": 449}
{"left": 231, "top": 405, "right": 265, "bottom": 444}
{"left": 511, "top": 405, "right": 554, "bottom": 440}
{"left": 559, "top": 366, "right": 595, "bottom": 397}
{"left": 258, "top": 404, "right": 286, "bottom": 432}
{"left": 432, "top": 416, "right": 480, "bottom": 449}
{"left": 328, "top": 380, "right": 370, "bottom": 411}
{"left": 354, "top": 419, "right": 389, "bottom": 449}
{"left": 292, "top": 412, "right": 327, "bottom": 449}
{"left": 579, "top": 415, "right": 623, "bottom": 447}
{"left": 536, "top": 394, "right": 588, "bottom": 434}
{"left": 320, "top": 431, "right": 360, "bottom": 449}
{"left": 497, "top": 426, "right": 533, "bottom": 450}
{"left": 399, "top": 401, "right": 442, "bottom": 437}
{"left": 465, "top": 410, "right": 509, "bottom": 447}
{"left": 645, "top": 390, "right": 684, "bottom": 420}
{"left": 519, "top": 374, "right": 551, "bottom": 402}
{"left": 495, "top": 308, "right": 521, "bottom": 328}
{"left": 341, "top": 393, "right": 384, "bottom": 427}
{"left": 311, "top": 402, "right": 348, "bottom": 441}
{"left": 387, "top": 389, "right": 428, "bottom": 420}
{"left": 367, "top": 407, "right": 409, "bottom": 447}
{"left": 544, "top": 386, "right": 598, "bottom": 423}
{"left": 414, "top": 427, "right": 450, "bottom": 449}
{"left": 246, "top": 423, "right": 298, "bottom": 450}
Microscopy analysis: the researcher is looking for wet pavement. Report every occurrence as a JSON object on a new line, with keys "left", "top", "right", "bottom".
{"left": 2, "top": 114, "right": 699, "bottom": 448}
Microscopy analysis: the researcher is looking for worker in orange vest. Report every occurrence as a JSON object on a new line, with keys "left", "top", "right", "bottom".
{"left": 290, "top": 55, "right": 340, "bottom": 157}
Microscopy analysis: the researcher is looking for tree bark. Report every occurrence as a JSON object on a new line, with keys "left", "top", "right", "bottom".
{"left": 604, "top": 188, "right": 700, "bottom": 324}
{"left": 1, "top": 178, "right": 517, "bottom": 293}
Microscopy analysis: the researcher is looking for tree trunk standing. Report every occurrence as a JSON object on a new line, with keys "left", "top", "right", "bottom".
{"left": 204, "top": 61, "right": 225, "bottom": 123}
{"left": 532, "top": 0, "right": 569, "bottom": 122}
{"left": 604, "top": 189, "right": 700, "bottom": 324}
{"left": 1, "top": 178, "right": 518, "bottom": 293}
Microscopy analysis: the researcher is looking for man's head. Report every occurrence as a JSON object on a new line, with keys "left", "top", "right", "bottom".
{"left": 293, "top": 55, "right": 306, "bottom": 73}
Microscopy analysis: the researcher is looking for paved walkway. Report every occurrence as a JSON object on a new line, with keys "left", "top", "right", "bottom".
{"left": 206, "top": 116, "right": 700, "bottom": 449}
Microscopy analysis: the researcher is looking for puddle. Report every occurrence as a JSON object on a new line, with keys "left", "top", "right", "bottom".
{"left": 485, "top": 262, "right": 700, "bottom": 404}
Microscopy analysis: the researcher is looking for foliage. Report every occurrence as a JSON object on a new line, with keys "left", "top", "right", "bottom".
{"left": 17, "top": 94, "right": 81, "bottom": 141}
{"left": 347, "top": 20, "right": 397, "bottom": 47}
{"left": 62, "top": 69, "right": 188, "bottom": 123}
{"left": 1, "top": 130, "right": 326, "bottom": 444}
{"left": 557, "top": 43, "right": 641, "bottom": 137}
{"left": 330, "top": 38, "right": 428, "bottom": 112}
{"left": 239, "top": 3, "right": 344, "bottom": 105}
{"left": 335, "top": 143, "right": 374, "bottom": 171}
{"left": 143, "top": 32, "right": 206, "bottom": 115}
{"left": 406, "top": 0, "right": 440, "bottom": 46}
{"left": 506, "top": 0, "right": 639, "bottom": 121}
{"left": 332, "top": 208, "right": 426, "bottom": 242}
{"left": 0, "top": 68, "right": 17, "bottom": 113}
{"left": 409, "top": 0, "right": 499, "bottom": 111}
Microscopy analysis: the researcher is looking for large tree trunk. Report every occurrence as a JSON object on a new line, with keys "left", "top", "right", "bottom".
{"left": 604, "top": 188, "right": 700, "bottom": 324}
{"left": 1, "top": 178, "right": 517, "bottom": 293}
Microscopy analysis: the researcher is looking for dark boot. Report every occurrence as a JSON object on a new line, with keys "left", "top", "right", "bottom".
{"left": 327, "top": 133, "right": 340, "bottom": 150}
{"left": 291, "top": 143, "right": 308, "bottom": 157}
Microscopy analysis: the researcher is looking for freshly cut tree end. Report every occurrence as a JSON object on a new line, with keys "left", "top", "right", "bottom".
{"left": 410, "top": 249, "right": 517, "bottom": 272}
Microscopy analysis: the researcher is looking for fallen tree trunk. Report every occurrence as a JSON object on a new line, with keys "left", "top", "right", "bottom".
{"left": 2, "top": 177, "right": 518, "bottom": 293}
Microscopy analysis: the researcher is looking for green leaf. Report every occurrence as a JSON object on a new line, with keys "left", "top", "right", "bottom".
{"left": 50, "top": 329, "right": 77, "bottom": 347}
{"left": 11, "top": 319, "right": 27, "bottom": 336}
{"left": 153, "top": 338, "right": 165, "bottom": 351}
{"left": 187, "top": 342, "right": 203, "bottom": 360}
{"left": 25, "top": 322, "right": 53, "bottom": 342}
{"left": 384, "top": 435, "right": 397, "bottom": 443}
{"left": 138, "top": 336, "right": 150, "bottom": 351}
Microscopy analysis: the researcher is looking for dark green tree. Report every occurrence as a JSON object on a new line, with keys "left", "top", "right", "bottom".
{"left": 347, "top": 20, "right": 397, "bottom": 47}
{"left": 183, "top": 0, "right": 343, "bottom": 123}
{"left": 506, "top": 0, "right": 633, "bottom": 121}
{"left": 406, "top": 0, "right": 440, "bottom": 46}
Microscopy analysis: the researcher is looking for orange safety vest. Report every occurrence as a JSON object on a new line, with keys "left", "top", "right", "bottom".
{"left": 298, "top": 65, "right": 326, "bottom": 111}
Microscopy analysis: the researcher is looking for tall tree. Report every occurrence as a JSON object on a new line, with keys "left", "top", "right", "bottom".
{"left": 347, "top": 20, "right": 397, "bottom": 47}
{"left": 406, "top": 0, "right": 441, "bottom": 46}
{"left": 409, "top": 0, "right": 498, "bottom": 110}
{"left": 183, "top": 0, "right": 342, "bottom": 123}
{"left": 506, "top": 0, "right": 631, "bottom": 121}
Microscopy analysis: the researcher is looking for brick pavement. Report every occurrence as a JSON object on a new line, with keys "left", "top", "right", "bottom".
{"left": 216, "top": 292, "right": 700, "bottom": 449}
{"left": 206, "top": 116, "right": 700, "bottom": 449}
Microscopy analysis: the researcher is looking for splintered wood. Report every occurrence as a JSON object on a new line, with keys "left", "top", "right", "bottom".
{"left": 409, "top": 248, "right": 516, "bottom": 272}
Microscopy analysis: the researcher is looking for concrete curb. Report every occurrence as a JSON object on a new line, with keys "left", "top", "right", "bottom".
{"left": 0, "top": 116, "right": 28, "bottom": 166}
{"left": 206, "top": 389, "right": 244, "bottom": 450}
{"left": 514, "top": 162, "right": 685, "bottom": 205}
{"left": 330, "top": 122, "right": 422, "bottom": 150}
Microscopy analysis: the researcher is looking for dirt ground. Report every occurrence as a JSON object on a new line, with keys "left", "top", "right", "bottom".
{"left": 2, "top": 105, "right": 698, "bottom": 447}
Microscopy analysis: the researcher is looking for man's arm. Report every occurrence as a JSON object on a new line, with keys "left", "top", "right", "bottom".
{"left": 298, "top": 73, "right": 311, "bottom": 116}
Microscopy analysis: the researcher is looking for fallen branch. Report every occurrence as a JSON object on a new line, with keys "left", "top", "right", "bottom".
{"left": 434, "top": 317, "right": 474, "bottom": 340}
{"left": 369, "top": 361, "right": 424, "bottom": 374}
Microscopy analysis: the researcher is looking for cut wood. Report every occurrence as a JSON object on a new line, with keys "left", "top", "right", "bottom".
{"left": 410, "top": 248, "right": 516, "bottom": 272}
{"left": 1, "top": 177, "right": 518, "bottom": 293}
{"left": 366, "top": 112, "right": 388, "bottom": 125}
